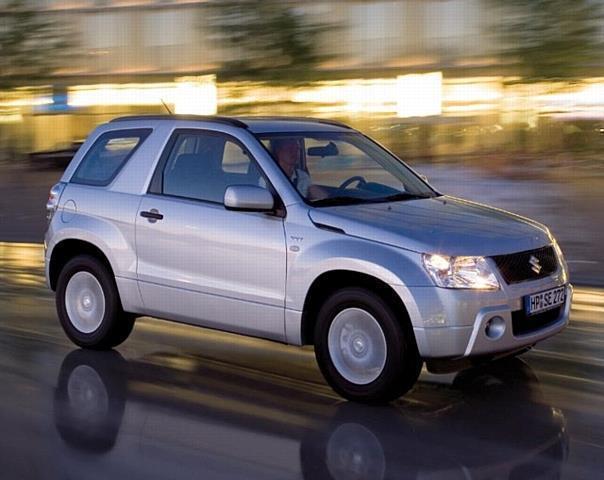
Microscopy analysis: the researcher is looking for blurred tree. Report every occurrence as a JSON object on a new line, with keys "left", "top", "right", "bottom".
{"left": 0, "top": 0, "right": 76, "bottom": 88}
{"left": 486, "top": 0, "right": 603, "bottom": 82}
{"left": 207, "top": 0, "right": 334, "bottom": 81}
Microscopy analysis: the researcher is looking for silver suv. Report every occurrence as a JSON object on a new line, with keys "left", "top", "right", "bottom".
{"left": 45, "top": 115, "right": 571, "bottom": 403}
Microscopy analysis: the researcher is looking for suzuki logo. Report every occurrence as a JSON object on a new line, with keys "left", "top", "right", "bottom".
{"left": 529, "top": 255, "right": 542, "bottom": 274}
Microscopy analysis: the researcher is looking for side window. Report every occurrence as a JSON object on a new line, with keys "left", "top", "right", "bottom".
{"left": 71, "top": 129, "right": 151, "bottom": 186}
{"left": 222, "top": 141, "right": 250, "bottom": 174}
{"left": 161, "top": 131, "right": 265, "bottom": 204}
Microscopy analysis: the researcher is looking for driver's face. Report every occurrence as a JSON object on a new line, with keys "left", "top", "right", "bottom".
{"left": 275, "top": 141, "right": 300, "bottom": 177}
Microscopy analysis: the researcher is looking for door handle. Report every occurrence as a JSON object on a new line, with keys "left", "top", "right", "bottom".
{"left": 140, "top": 209, "right": 163, "bottom": 222}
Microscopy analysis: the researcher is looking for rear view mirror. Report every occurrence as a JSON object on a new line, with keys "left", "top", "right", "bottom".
{"left": 308, "top": 141, "right": 339, "bottom": 157}
{"left": 224, "top": 185, "right": 275, "bottom": 212}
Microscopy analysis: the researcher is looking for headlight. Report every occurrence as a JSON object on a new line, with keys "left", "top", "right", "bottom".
{"left": 422, "top": 254, "right": 500, "bottom": 290}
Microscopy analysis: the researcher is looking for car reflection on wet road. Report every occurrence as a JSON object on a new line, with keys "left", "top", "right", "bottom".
{"left": 51, "top": 350, "right": 566, "bottom": 480}
{"left": 0, "top": 242, "right": 603, "bottom": 479}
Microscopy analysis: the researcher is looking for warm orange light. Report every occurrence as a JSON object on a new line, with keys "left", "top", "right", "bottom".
{"left": 67, "top": 75, "right": 218, "bottom": 115}
{"left": 397, "top": 72, "right": 443, "bottom": 118}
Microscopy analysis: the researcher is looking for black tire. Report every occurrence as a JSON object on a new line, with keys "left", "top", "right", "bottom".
{"left": 314, "top": 288, "right": 422, "bottom": 404}
{"left": 56, "top": 254, "right": 135, "bottom": 349}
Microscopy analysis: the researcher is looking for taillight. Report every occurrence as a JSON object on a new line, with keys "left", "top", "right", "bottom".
{"left": 46, "top": 182, "right": 66, "bottom": 220}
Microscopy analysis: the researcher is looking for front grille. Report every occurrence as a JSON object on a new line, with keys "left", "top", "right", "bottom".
{"left": 491, "top": 246, "right": 558, "bottom": 284}
{"left": 512, "top": 306, "right": 563, "bottom": 336}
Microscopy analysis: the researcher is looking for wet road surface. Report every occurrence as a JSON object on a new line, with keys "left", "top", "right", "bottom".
{"left": 1, "top": 242, "right": 604, "bottom": 479}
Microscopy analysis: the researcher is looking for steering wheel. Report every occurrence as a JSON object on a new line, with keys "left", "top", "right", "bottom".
{"left": 339, "top": 176, "right": 367, "bottom": 189}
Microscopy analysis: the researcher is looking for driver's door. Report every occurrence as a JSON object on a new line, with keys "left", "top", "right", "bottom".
{"left": 135, "top": 129, "right": 287, "bottom": 341}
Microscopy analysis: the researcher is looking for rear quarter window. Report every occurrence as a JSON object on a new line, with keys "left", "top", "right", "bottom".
{"left": 71, "top": 128, "right": 152, "bottom": 186}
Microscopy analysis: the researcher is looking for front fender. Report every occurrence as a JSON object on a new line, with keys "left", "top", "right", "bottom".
{"left": 286, "top": 232, "right": 432, "bottom": 313}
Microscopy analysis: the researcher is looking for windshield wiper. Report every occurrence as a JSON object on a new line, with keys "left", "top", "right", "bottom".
{"left": 379, "top": 192, "right": 433, "bottom": 202}
{"left": 311, "top": 195, "right": 377, "bottom": 207}
{"left": 311, "top": 192, "right": 433, "bottom": 207}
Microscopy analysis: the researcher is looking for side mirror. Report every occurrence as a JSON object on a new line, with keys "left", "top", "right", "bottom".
{"left": 224, "top": 185, "right": 275, "bottom": 212}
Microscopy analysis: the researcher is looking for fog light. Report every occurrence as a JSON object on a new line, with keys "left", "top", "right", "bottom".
{"left": 485, "top": 316, "right": 506, "bottom": 340}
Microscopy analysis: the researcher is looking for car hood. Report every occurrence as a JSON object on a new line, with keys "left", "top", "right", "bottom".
{"left": 308, "top": 196, "right": 552, "bottom": 257}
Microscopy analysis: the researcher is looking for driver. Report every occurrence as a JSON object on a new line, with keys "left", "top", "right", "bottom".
{"left": 272, "top": 138, "right": 312, "bottom": 197}
{"left": 271, "top": 138, "right": 328, "bottom": 200}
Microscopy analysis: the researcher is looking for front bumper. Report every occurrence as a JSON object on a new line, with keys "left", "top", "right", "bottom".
{"left": 397, "top": 278, "right": 572, "bottom": 359}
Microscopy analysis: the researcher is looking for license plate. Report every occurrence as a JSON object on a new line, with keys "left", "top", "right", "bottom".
{"left": 524, "top": 286, "right": 566, "bottom": 316}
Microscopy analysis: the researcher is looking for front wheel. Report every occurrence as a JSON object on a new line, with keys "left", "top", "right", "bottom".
{"left": 314, "top": 288, "right": 422, "bottom": 403}
{"left": 56, "top": 255, "right": 135, "bottom": 349}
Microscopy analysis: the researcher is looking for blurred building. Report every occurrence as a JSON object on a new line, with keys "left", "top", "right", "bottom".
{"left": 37, "top": 0, "right": 494, "bottom": 80}
{"left": 2, "top": 0, "right": 603, "bottom": 157}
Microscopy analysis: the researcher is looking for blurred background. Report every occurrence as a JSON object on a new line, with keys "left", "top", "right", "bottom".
{"left": 0, "top": 0, "right": 603, "bottom": 285}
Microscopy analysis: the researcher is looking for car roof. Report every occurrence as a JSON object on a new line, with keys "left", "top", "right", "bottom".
{"left": 109, "top": 115, "right": 353, "bottom": 134}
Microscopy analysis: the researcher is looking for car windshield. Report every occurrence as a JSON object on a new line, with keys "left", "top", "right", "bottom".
{"left": 257, "top": 131, "right": 438, "bottom": 206}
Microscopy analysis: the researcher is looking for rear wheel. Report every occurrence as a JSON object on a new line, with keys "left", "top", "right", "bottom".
{"left": 314, "top": 288, "right": 422, "bottom": 403}
{"left": 56, "top": 255, "right": 135, "bottom": 349}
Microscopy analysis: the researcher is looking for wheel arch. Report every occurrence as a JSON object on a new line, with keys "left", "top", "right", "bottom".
{"left": 48, "top": 239, "right": 115, "bottom": 291}
{"left": 300, "top": 270, "right": 414, "bottom": 346}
